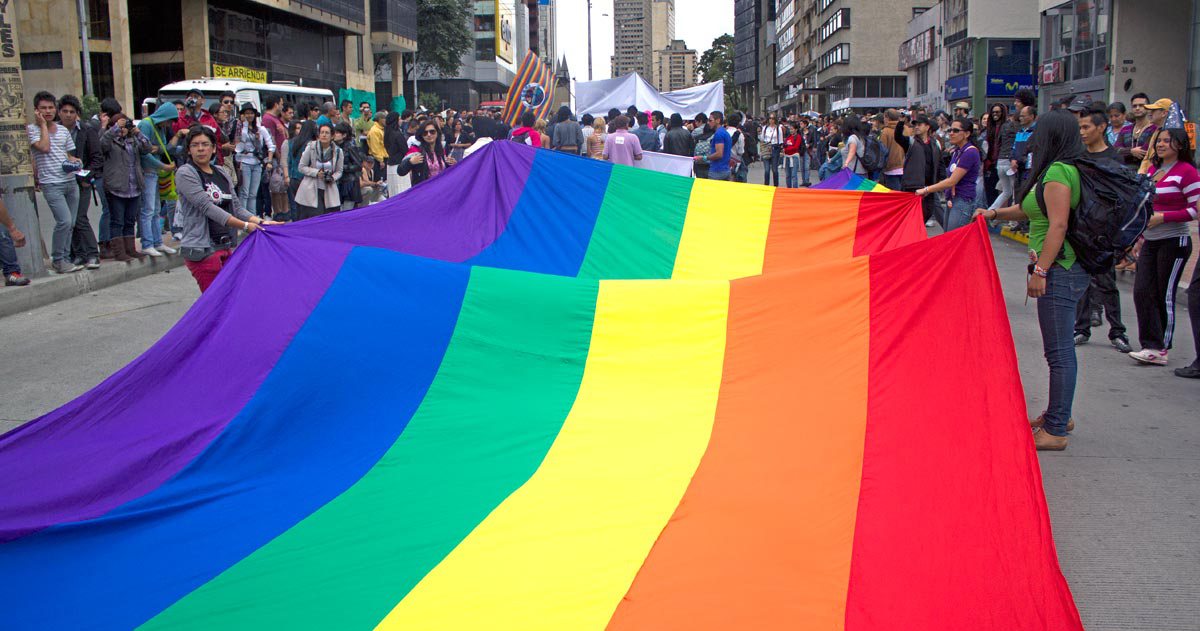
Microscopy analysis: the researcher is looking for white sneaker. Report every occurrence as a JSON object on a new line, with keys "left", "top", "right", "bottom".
{"left": 143, "top": 247, "right": 164, "bottom": 257}
{"left": 925, "top": 219, "right": 936, "bottom": 227}
{"left": 173, "top": 232, "right": 183, "bottom": 242}
{"left": 1130, "top": 349, "right": 1168, "bottom": 366}
{"left": 157, "top": 244, "right": 177, "bottom": 255}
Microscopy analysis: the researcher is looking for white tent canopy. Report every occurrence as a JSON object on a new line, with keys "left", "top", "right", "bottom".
{"left": 574, "top": 73, "right": 725, "bottom": 118}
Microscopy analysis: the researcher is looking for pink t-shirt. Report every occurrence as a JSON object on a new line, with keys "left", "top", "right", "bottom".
{"left": 603, "top": 129, "right": 643, "bottom": 166}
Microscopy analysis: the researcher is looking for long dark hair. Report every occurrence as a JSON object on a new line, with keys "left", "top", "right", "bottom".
{"left": 840, "top": 114, "right": 866, "bottom": 140}
{"left": 1016, "top": 109, "right": 1086, "bottom": 203}
{"left": 555, "top": 105, "right": 571, "bottom": 124}
{"left": 416, "top": 122, "right": 446, "bottom": 163}
{"left": 987, "top": 103, "right": 1008, "bottom": 151}
{"left": 1151, "top": 128, "right": 1195, "bottom": 169}
{"left": 291, "top": 120, "right": 316, "bottom": 160}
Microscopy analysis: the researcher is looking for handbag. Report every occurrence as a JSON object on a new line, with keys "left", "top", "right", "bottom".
{"left": 268, "top": 166, "right": 287, "bottom": 194}
{"left": 151, "top": 124, "right": 177, "bottom": 201}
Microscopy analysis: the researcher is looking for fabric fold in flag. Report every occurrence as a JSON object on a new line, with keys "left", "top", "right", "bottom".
{"left": 0, "top": 221, "right": 1082, "bottom": 630}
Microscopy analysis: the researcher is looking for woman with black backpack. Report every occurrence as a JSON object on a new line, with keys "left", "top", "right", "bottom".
{"left": 972, "top": 110, "right": 1090, "bottom": 450}
{"left": 334, "top": 122, "right": 364, "bottom": 210}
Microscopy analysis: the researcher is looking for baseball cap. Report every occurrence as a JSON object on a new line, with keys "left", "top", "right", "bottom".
{"left": 1145, "top": 98, "right": 1174, "bottom": 110}
{"left": 186, "top": 88, "right": 205, "bottom": 98}
{"left": 1066, "top": 94, "right": 1094, "bottom": 112}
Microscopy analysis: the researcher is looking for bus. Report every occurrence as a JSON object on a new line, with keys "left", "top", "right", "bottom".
{"left": 154, "top": 78, "right": 335, "bottom": 113}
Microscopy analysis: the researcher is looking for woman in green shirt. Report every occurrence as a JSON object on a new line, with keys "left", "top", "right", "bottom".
{"left": 974, "top": 110, "right": 1090, "bottom": 451}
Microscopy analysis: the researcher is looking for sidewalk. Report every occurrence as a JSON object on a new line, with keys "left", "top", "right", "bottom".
{"left": 1, "top": 189, "right": 185, "bottom": 318}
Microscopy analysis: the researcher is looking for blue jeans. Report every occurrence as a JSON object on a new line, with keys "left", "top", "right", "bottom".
{"left": 0, "top": 223, "right": 20, "bottom": 274}
{"left": 944, "top": 195, "right": 975, "bottom": 232}
{"left": 1037, "top": 263, "right": 1090, "bottom": 436}
{"left": 883, "top": 174, "right": 903, "bottom": 191}
{"left": 800, "top": 152, "right": 812, "bottom": 185}
{"left": 708, "top": 169, "right": 731, "bottom": 181}
{"left": 784, "top": 154, "right": 799, "bottom": 188}
{"left": 140, "top": 172, "right": 163, "bottom": 248}
{"left": 763, "top": 147, "right": 781, "bottom": 186}
{"left": 108, "top": 193, "right": 140, "bottom": 238}
{"left": 95, "top": 179, "right": 111, "bottom": 242}
{"left": 41, "top": 181, "right": 79, "bottom": 263}
{"left": 239, "top": 162, "right": 263, "bottom": 215}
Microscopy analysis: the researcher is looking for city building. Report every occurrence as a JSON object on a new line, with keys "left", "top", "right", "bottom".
{"left": 611, "top": 0, "right": 674, "bottom": 80}
{"left": 925, "top": 0, "right": 1040, "bottom": 117}
{"left": 899, "top": 5, "right": 948, "bottom": 112}
{"left": 1037, "top": 0, "right": 1194, "bottom": 119}
{"left": 17, "top": 0, "right": 416, "bottom": 111}
{"left": 793, "top": 0, "right": 922, "bottom": 114}
{"left": 534, "top": 0, "right": 557, "bottom": 69}
{"left": 733, "top": 0, "right": 779, "bottom": 114}
{"left": 420, "top": 0, "right": 529, "bottom": 112}
{"left": 652, "top": 39, "right": 697, "bottom": 92}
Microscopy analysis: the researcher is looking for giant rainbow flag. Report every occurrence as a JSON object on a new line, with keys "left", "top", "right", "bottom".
{"left": 0, "top": 142, "right": 1081, "bottom": 630}
{"left": 813, "top": 168, "right": 893, "bottom": 192}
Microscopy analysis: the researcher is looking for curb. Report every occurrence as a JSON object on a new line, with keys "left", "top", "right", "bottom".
{"left": 0, "top": 254, "right": 186, "bottom": 319}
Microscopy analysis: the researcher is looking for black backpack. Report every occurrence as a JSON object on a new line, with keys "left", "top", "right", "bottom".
{"left": 1036, "top": 157, "right": 1154, "bottom": 274}
{"left": 859, "top": 134, "right": 888, "bottom": 173}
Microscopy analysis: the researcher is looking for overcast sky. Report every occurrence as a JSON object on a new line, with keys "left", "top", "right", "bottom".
{"left": 554, "top": 0, "right": 733, "bottom": 85}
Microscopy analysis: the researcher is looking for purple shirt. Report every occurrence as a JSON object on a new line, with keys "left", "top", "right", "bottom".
{"left": 947, "top": 143, "right": 981, "bottom": 201}
{"left": 603, "top": 129, "right": 643, "bottom": 166}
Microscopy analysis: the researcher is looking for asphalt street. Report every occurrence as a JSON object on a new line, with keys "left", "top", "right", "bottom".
{"left": 0, "top": 194, "right": 1197, "bottom": 629}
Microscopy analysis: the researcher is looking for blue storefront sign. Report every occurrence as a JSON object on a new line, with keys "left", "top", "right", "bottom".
{"left": 986, "top": 74, "right": 1036, "bottom": 97}
{"left": 945, "top": 75, "right": 971, "bottom": 101}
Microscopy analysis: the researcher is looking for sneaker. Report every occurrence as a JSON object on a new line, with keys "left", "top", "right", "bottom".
{"left": 1090, "top": 311, "right": 1103, "bottom": 328}
{"left": 1030, "top": 413, "right": 1075, "bottom": 432}
{"left": 1129, "top": 348, "right": 1168, "bottom": 365}
{"left": 71, "top": 256, "right": 85, "bottom": 266}
{"left": 51, "top": 259, "right": 83, "bottom": 274}
{"left": 142, "top": 246, "right": 164, "bottom": 258}
{"left": 1111, "top": 337, "right": 1132, "bottom": 353}
{"left": 157, "top": 244, "right": 177, "bottom": 255}
{"left": 1073, "top": 333, "right": 1089, "bottom": 346}
{"left": 84, "top": 257, "right": 101, "bottom": 269}
{"left": 1032, "top": 427, "right": 1068, "bottom": 451}
{"left": 925, "top": 218, "right": 936, "bottom": 227}
{"left": 173, "top": 232, "right": 183, "bottom": 242}
{"left": 4, "top": 272, "right": 30, "bottom": 286}
{"left": 1174, "top": 364, "right": 1200, "bottom": 379}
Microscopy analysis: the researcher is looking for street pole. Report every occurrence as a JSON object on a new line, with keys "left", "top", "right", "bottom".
{"left": 588, "top": 0, "right": 592, "bottom": 81}
{"left": 76, "top": 0, "right": 92, "bottom": 96}
{"left": 412, "top": 52, "right": 419, "bottom": 110}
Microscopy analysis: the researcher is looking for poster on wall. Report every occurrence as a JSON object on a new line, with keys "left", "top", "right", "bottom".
{"left": 495, "top": 0, "right": 515, "bottom": 64}
{"left": 0, "top": 0, "right": 32, "bottom": 177}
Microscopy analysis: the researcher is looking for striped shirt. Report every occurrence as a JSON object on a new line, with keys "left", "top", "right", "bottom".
{"left": 1146, "top": 161, "right": 1200, "bottom": 240}
{"left": 27, "top": 123, "right": 76, "bottom": 185}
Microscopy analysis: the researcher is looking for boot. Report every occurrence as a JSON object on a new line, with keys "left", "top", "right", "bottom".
{"left": 99, "top": 241, "right": 114, "bottom": 259}
{"left": 110, "top": 236, "right": 133, "bottom": 262}
{"left": 1029, "top": 414, "right": 1075, "bottom": 432}
{"left": 124, "top": 236, "right": 146, "bottom": 260}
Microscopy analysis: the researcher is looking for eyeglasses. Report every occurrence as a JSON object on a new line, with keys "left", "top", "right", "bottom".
{"left": 189, "top": 141, "right": 213, "bottom": 149}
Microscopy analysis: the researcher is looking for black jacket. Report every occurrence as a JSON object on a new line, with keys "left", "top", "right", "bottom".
{"left": 894, "top": 120, "right": 942, "bottom": 191}
{"left": 662, "top": 126, "right": 695, "bottom": 157}
{"left": 70, "top": 120, "right": 104, "bottom": 174}
{"left": 384, "top": 125, "right": 407, "bottom": 166}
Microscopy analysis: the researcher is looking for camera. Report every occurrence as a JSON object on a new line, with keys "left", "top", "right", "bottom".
{"left": 185, "top": 98, "right": 198, "bottom": 109}
{"left": 123, "top": 119, "right": 135, "bottom": 131}
{"left": 61, "top": 160, "right": 82, "bottom": 173}
{"left": 323, "top": 171, "right": 335, "bottom": 184}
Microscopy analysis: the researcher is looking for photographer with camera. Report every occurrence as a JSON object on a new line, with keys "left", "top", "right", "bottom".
{"left": 295, "top": 123, "right": 343, "bottom": 220}
{"left": 232, "top": 102, "right": 276, "bottom": 217}
{"left": 27, "top": 91, "right": 85, "bottom": 274}
{"left": 99, "top": 113, "right": 154, "bottom": 262}
{"left": 176, "top": 127, "right": 279, "bottom": 292}
{"left": 171, "top": 89, "right": 226, "bottom": 166}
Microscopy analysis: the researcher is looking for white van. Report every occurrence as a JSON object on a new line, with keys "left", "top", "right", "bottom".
{"left": 155, "top": 78, "right": 335, "bottom": 113}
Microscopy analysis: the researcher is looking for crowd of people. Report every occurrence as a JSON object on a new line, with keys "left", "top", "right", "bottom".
{"left": 2, "top": 87, "right": 1196, "bottom": 406}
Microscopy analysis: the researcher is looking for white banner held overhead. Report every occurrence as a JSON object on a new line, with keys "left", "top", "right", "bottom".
{"left": 575, "top": 73, "right": 724, "bottom": 119}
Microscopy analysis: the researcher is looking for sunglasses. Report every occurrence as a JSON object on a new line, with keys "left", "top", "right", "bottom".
{"left": 222, "top": 100, "right": 234, "bottom": 105}
{"left": 948, "top": 127, "right": 966, "bottom": 133}
{"left": 422, "top": 129, "right": 438, "bottom": 135}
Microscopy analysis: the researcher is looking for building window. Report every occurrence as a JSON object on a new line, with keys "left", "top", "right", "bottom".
{"left": 819, "top": 9, "right": 849, "bottom": 43}
{"left": 819, "top": 43, "right": 849, "bottom": 71}
{"left": 916, "top": 63, "right": 929, "bottom": 95}
{"left": 819, "top": 0, "right": 836, "bottom": 13}
{"left": 208, "top": 0, "right": 347, "bottom": 91}
{"left": 947, "top": 41, "right": 972, "bottom": 76}
{"left": 20, "top": 52, "right": 64, "bottom": 71}
{"left": 87, "top": 0, "right": 110, "bottom": 40}
{"left": 1041, "top": 0, "right": 1109, "bottom": 82}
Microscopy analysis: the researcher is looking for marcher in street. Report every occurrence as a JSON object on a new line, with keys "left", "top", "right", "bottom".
{"left": 759, "top": 113, "right": 783, "bottom": 186}
{"left": 894, "top": 114, "right": 943, "bottom": 226}
{"left": 397, "top": 120, "right": 456, "bottom": 186}
{"left": 917, "top": 117, "right": 981, "bottom": 232}
{"left": 1129, "top": 128, "right": 1198, "bottom": 366}
{"left": 136, "top": 101, "right": 181, "bottom": 257}
{"left": 695, "top": 111, "right": 732, "bottom": 181}
{"left": 602, "top": 116, "right": 644, "bottom": 167}
{"left": 587, "top": 117, "right": 607, "bottom": 159}
{"left": 28, "top": 91, "right": 84, "bottom": 274}
{"left": 550, "top": 106, "right": 583, "bottom": 155}
{"left": 334, "top": 122, "right": 363, "bottom": 210}
{"left": 973, "top": 109, "right": 1090, "bottom": 450}
{"left": 985, "top": 103, "right": 1018, "bottom": 211}
{"left": 100, "top": 113, "right": 153, "bottom": 262}
{"left": 632, "top": 112, "right": 659, "bottom": 152}
{"left": 296, "top": 123, "right": 344, "bottom": 219}
{"left": 58, "top": 95, "right": 102, "bottom": 269}
{"left": 175, "top": 126, "right": 277, "bottom": 292}
{"left": 841, "top": 115, "right": 868, "bottom": 175}
{"left": 0, "top": 197, "right": 30, "bottom": 286}
{"left": 782, "top": 123, "right": 803, "bottom": 188}
{"left": 1073, "top": 108, "right": 1132, "bottom": 353}
{"left": 662, "top": 113, "right": 694, "bottom": 159}
{"left": 879, "top": 109, "right": 905, "bottom": 191}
